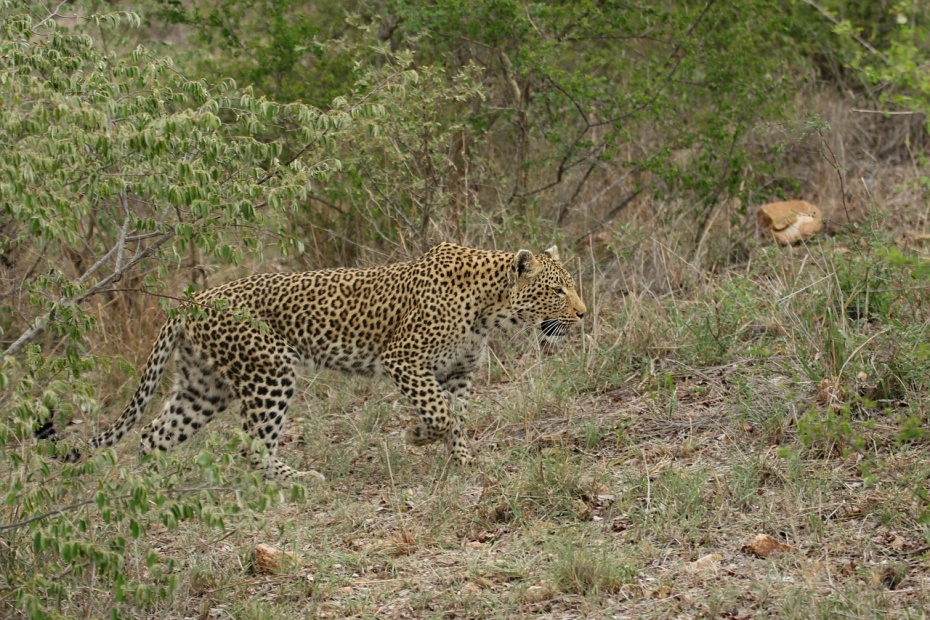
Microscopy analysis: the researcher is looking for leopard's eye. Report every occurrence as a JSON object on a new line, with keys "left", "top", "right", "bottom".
{"left": 552, "top": 286, "right": 566, "bottom": 295}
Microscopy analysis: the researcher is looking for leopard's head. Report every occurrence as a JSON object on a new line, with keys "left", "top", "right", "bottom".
{"left": 509, "top": 246, "right": 586, "bottom": 339}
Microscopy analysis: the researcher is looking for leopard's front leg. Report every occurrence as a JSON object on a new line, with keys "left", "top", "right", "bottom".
{"left": 440, "top": 371, "right": 473, "bottom": 411}
{"left": 382, "top": 357, "right": 474, "bottom": 466}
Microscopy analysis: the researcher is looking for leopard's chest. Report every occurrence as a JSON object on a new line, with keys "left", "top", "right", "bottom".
{"left": 432, "top": 331, "right": 488, "bottom": 379}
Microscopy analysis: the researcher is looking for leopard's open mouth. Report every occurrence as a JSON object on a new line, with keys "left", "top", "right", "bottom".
{"left": 540, "top": 319, "right": 569, "bottom": 338}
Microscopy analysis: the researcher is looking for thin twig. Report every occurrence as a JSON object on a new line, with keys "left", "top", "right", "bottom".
{"left": 852, "top": 109, "right": 920, "bottom": 115}
{"left": 382, "top": 441, "right": 412, "bottom": 546}
{"left": 202, "top": 575, "right": 295, "bottom": 595}
{"left": 818, "top": 127, "right": 851, "bottom": 223}
{"left": 115, "top": 193, "right": 132, "bottom": 272}
{"left": 574, "top": 189, "right": 644, "bottom": 244}
{"left": 30, "top": 0, "right": 69, "bottom": 31}
{"left": 102, "top": 288, "right": 213, "bottom": 308}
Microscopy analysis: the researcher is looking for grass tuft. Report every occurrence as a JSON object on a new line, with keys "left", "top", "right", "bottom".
{"left": 550, "top": 542, "right": 636, "bottom": 596}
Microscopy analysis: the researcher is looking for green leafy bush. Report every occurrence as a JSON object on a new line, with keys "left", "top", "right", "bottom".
{"left": 0, "top": 2, "right": 378, "bottom": 615}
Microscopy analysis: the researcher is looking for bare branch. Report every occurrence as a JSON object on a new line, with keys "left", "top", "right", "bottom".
{"left": 800, "top": 0, "right": 888, "bottom": 63}
{"left": 574, "top": 189, "right": 644, "bottom": 244}
{"left": 30, "top": 0, "right": 70, "bottom": 31}
{"left": 511, "top": 0, "right": 717, "bottom": 206}
{"left": 853, "top": 108, "right": 921, "bottom": 115}
{"left": 1, "top": 231, "right": 175, "bottom": 362}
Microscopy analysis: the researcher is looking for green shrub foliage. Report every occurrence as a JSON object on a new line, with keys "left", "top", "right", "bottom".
{"left": 0, "top": 2, "right": 375, "bottom": 616}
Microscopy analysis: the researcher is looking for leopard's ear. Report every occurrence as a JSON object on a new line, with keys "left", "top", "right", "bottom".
{"left": 514, "top": 249, "right": 543, "bottom": 278}
{"left": 543, "top": 245, "right": 560, "bottom": 262}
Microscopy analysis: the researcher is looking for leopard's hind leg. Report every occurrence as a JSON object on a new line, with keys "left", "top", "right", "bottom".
{"left": 140, "top": 342, "right": 230, "bottom": 457}
{"left": 218, "top": 332, "right": 324, "bottom": 483}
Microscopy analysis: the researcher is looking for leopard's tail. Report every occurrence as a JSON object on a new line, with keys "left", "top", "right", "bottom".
{"left": 36, "top": 318, "right": 182, "bottom": 459}
{"left": 90, "top": 317, "right": 183, "bottom": 450}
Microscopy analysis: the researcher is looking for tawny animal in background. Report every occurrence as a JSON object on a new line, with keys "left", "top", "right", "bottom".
{"left": 755, "top": 200, "right": 824, "bottom": 245}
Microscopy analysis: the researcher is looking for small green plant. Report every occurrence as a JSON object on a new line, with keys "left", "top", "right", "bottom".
{"left": 727, "top": 458, "right": 765, "bottom": 511}
{"left": 797, "top": 406, "right": 865, "bottom": 458}
{"left": 898, "top": 414, "right": 928, "bottom": 443}
{"left": 582, "top": 420, "right": 606, "bottom": 450}
{"left": 549, "top": 542, "right": 635, "bottom": 597}
{"left": 643, "top": 373, "right": 679, "bottom": 420}
{"left": 685, "top": 275, "right": 770, "bottom": 366}
{"left": 516, "top": 447, "right": 587, "bottom": 521}
{"left": 628, "top": 465, "right": 719, "bottom": 547}
{"left": 232, "top": 601, "right": 276, "bottom": 620}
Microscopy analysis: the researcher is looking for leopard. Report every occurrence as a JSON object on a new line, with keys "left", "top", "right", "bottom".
{"left": 48, "top": 242, "right": 586, "bottom": 481}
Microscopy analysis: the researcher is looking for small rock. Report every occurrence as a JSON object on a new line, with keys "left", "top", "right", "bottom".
{"left": 523, "top": 581, "right": 558, "bottom": 603}
{"left": 572, "top": 498, "right": 592, "bottom": 520}
{"left": 756, "top": 200, "right": 823, "bottom": 245}
{"left": 743, "top": 534, "right": 794, "bottom": 558}
{"left": 253, "top": 543, "right": 296, "bottom": 574}
{"left": 690, "top": 553, "right": 724, "bottom": 574}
